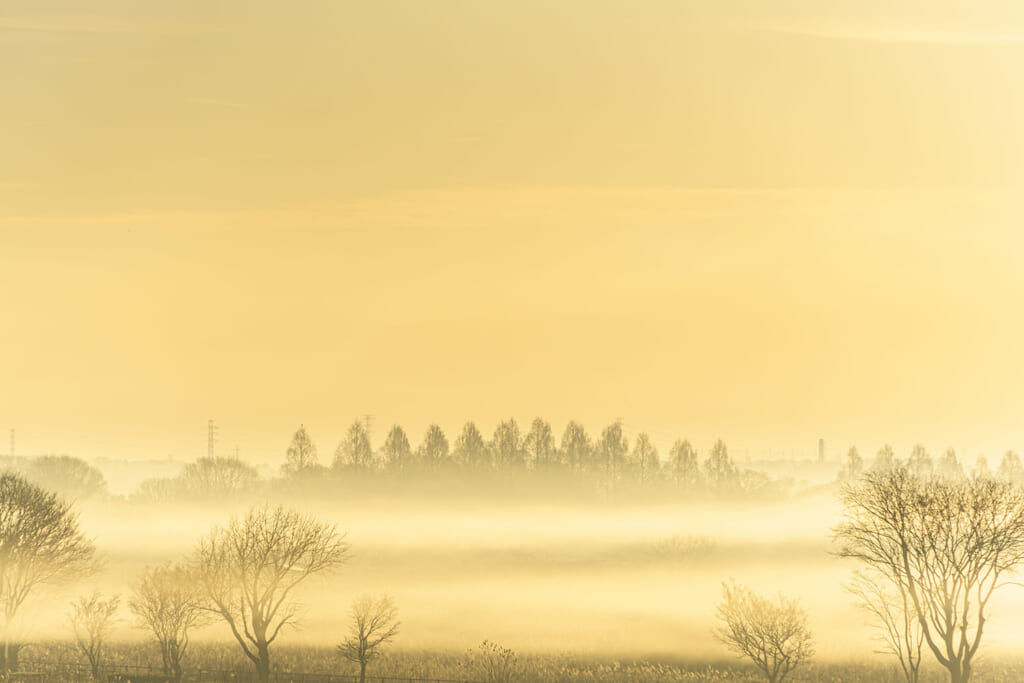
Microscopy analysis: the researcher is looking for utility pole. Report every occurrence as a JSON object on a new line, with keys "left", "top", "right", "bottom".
{"left": 8, "top": 429, "right": 13, "bottom": 458}
{"left": 207, "top": 419, "right": 218, "bottom": 459}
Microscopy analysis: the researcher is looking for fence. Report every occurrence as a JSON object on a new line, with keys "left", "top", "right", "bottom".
{"left": 15, "top": 662, "right": 480, "bottom": 683}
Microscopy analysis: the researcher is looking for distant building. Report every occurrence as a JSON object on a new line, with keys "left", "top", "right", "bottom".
{"left": 818, "top": 438, "right": 825, "bottom": 463}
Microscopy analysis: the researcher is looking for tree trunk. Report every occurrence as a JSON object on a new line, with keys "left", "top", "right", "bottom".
{"left": 256, "top": 643, "right": 271, "bottom": 683}
{"left": 359, "top": 659, "right": 367, "bottom": 683}
{"left": 946, "top": 661, "right": 968, "bottom": 683}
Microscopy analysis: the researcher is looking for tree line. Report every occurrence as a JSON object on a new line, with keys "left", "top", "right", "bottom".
{"left": 279, "top": 419, "right": 756, "bottom": 490}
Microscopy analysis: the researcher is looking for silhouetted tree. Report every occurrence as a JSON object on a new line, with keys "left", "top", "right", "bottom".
{"left": 668, "top": 439, "right": 700, "bottom": 489}
{"left": 907, "top": 444, "right": 932, "bottom": 478}
{"left": 492, "top": 419, "right": 523, "bottom": 470}
{"left": 704, "top": 439, "right": 737, "bottom": 490}
{"left": 559, "top": 422, "right": 592, "bottom": 474}
{"left": 283, "top": 425, "right": 318, "bottom": 475}
{"left": 597, "top": 422, "right": 629, "bottom": 487}
{"left": 129, "top": 563, "right": 209, "bottom": 683}
{"left": 70, "top": 591, "right": 119, "bottom": 681}
{"left": 871, "top": 445, "right": 896, "bottom": 472}
{"left": 998, "top": 450, "right": 1024, "bottom": 484}
{"left": 334, "top": 420, "right": 374, "bottom": 472}
{"left": 381, "top": 425, "right": 413, "bottom": 474}
{"left": 193, "top": 506, "right": 350, "bottom": 683}
{"left": 936, "top": 448, "right": 963, "bottom": 480}
{"left": 838, "top": 446, "right": 863, "bottom": 481}
{"left": 417, "top": 425, "right": 449, "bottom": 472}
{"left": 713, "top": 581, "right": 813, "bottom": 683}
{"left": 338, "top": 595, "right": 400, "bottom": 683}
{"left": 631, "top": 433, "right": 659, "bottom": 485}
{"left": 523, "top": 418, "right": 556, "bottom": 469}
{"left": 180, "top": 457, "right": 259, "bottom": 499}
{"left": 465, "top": 640, "right": 520, "bottom": 683}
{"left": 836, "top": 467, "right": 1024, "bottom": 683}
{"left": 972, "top": 455, "right": 991, "bottom": 479}
{"left": 22, "top": 455, "right": 107, "bottom": 500}
{"left": 453, "top": 422, "right": 490, "bottom": 471}
{"left": 0, "top": 473, "right": 96, "bottom": 675}
{"left": 847, "top": 570, "right": 923, "bottom": 683}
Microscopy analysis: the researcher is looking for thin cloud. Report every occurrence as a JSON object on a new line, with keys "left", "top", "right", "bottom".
{"left": 184, "top": 97, "right": 246, "bottom": 109}
{"left": 759, "top": 24, "right": 1024, "bottom": 46}
{"left": 0, "top": 15, "right": 241, "bottom": 35}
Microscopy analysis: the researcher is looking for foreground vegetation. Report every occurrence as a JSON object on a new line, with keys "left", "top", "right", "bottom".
{"left": 16, "top": 643, "right": 1024, "bottom": 683}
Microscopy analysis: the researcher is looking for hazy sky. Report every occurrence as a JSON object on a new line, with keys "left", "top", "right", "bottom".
{"left": 3, "top": 1, "right": 1024, "bottom": 463}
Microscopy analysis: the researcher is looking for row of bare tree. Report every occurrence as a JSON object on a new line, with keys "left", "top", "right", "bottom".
{"left": 0, "top": 472, "right": 399, "bottom": 683}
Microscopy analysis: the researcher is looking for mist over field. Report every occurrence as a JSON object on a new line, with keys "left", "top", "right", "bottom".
{"left": 5, "top": 0, "right": 1024, "bottom": 680}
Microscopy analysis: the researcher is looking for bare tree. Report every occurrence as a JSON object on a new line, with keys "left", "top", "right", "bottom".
{"left": 559, "top": 421, "right": 592, "bottom": 474}
{"left": 522, "top": 418, "right": 556, "bottom": 469}
{"left": 417, "top": 424, "right": 450, "bottom": 472}
{"left": 704, "top": 439, "right": 738, "bottom": 490}
{"left": 382, "top": 425, "right": 414, "bottom": 474}
{"left": 835, "top": 467, "right": 1024, "bottom": 683}
{"left": 492, "top": 419, "right": 523, "bottom": 470}
{"left": 179, "top": 456, "right": 260, "bottom": 499}
{"left": 453, "top": 422, "right": 490, "bottom": 471}
{"left": 334, "top": 420, "right": 374, "bottom": 472}
{"left": 465, "top": 640, "right": 520, "bottom": 683}
{"left": 69, "top": 591, "right": 119, "bottom": 681}
{"left": 21, "top": 455, "right": 108, "bottom": 501}
{"left": 283, "top": 425, "right": 319, "bottom": 475}
{"left": 668, "top": 439, "right": 700, "bottom": 489}
{"left": 838, "top": 446, "right": 863, "bottom": 482}
{"left": 631, "top": 433, "right": 659, "bottom": 485}
{"left": 997, "top": 450, "right": 1024, "bottom": 484}
{"left": 128, "top": 563, "right": 210, "bottom": 682}
{"left": 0, "top": 473, "right": 96, "bottom": 674}
{"left": 193, "top": 505, "right": 350, "bottom": 683}
{"left": 713, "top": 581, "right": 814, "bottom": 683}
{"left": 338, "top": 595, "right": 400, "bottom": 683}
{"left": 846, "top": 570, "right": 923, "bottom": 683}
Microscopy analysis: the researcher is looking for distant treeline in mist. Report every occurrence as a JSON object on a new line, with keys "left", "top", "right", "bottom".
{"left": 131, "top": 419, "right": 785, "bottom": 502}
{"left": 836, "top": 443, "right": 1024, "bottom": 483}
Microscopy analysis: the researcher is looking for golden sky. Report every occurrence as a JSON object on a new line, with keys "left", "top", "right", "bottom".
{"left": 3, "top": 1, "right": 1024, "bottom": 462}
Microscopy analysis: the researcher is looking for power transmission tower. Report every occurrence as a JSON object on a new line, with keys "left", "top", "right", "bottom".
{"left": 207, "top": 419, "right": 218, "bottom": 459}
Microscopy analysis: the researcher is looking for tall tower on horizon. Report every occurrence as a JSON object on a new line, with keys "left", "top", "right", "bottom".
{"left": 818, "top": 438, "right": 825, "bottom": 463}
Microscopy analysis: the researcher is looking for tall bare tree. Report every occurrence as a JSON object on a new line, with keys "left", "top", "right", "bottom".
{"left": 0, "top": 473, "right": 96, "bottom": 674}
{"left": 668, "top": 439, "right": 700, "bottom": 489}
{"left": 846, "top": 569, "right": 923, "bottom": 683}
{"left": 69, "top": 591, "right": 120, "bottom": 681}
{"left": 713, "top": 581, "right": 813, "bottom": 683}
{"left": 836, "top": 467, "right": 1024, "bottom": 683}
{"left": 283, "top": 425, "right": 319, "bottom": 475}
{"left": 382, "top": 425, "right": 413, "bottom": 474}
{"left": 631, "top": 433, "right": 659, "bottom": 485}
{"left": 193, "top": 506, "right": 350, "bottom": 683}
{"left": 704, "top": 439, "right": 737, "bottom": 490}
{"left": 838, "top": 446, "right": 863, "bottom": 482}
{"left": 179, "top": 456, "right": 259, "bottom": 499}
{"left": 559, "top": 421, "right": 591, "bottom": 474}
{"left": 597, "top": 422, "right": 628, "bottom": 487}
{"left": 522, "top": 418, "right": 556, "bottom": 469}
{"left": 492, "top": 419, "right": 523, "bottom": 470}
{"left": 418, "top": 424, "right": 450, "bottom": 472}
{"left": 338, "top": 595, "right": 400, "bottom": 683}
{"left": 453, "top": 422, "right": 490, "bottom": 471}
{"left": 129, "top": 563, "right": 209, "bottom": 682}
{"left": 334, "top": 420, "right": 374, "bottom": 472}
